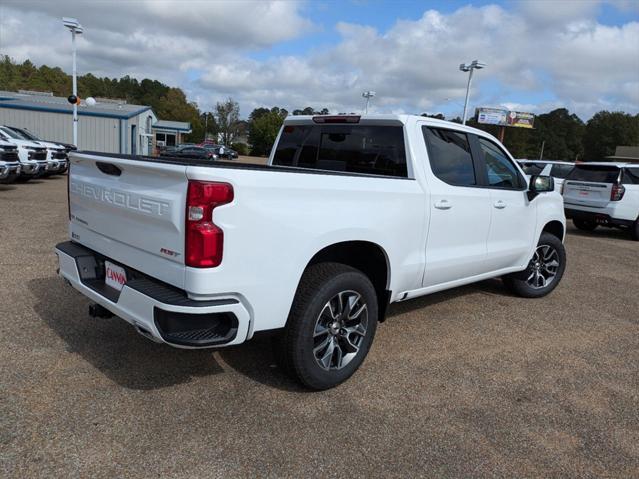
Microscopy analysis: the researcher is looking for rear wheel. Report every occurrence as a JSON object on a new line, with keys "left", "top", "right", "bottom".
{"left": 573, "top": 218, "right": 597, "bottom": 231}
{"left": 503, "top": 232, "right": 566, "bottom": 298}
{"left": 279, "top": 263, "right": 378, "bottom": 390}
{"left": 631, "top": 219, "right": 639, "bottom": 241}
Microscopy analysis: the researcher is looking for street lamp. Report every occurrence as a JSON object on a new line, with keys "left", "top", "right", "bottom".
{"left": 63, "top": 17, "right": 83, "bottom": 147}
{"left": 459, "top": 60, "right": 486, "bottom": 125}
{"left": 362, "top": 91, "right": 376, "bottom": 114}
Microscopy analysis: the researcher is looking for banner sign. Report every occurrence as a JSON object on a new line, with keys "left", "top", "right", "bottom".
{"left": 476, "top": 108, "right": 535, "bottom": 129}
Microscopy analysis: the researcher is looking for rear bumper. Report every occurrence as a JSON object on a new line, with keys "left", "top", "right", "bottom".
{"left": 565, "top": 208, "right": 634, "bottom": 228}
{"left": 55, "top": 241, "right": 251, "bottom": 348}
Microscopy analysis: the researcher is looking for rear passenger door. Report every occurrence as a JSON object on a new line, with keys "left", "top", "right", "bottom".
{"left": 421, "top": 126, "right": 491, "bottom": 287}
{"left": 473, "top": 136, "right": 536, "bottom": 271}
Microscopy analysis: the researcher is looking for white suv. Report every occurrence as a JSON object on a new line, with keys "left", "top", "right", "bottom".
{"left": 518, "top": 160, "right": 574, "bottom": 193}
{"left": 563, "top": 162, "right": 639, "bottom": 240}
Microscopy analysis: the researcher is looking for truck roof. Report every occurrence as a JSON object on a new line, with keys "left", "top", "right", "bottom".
{"left": 574, "top": 161, "right": 639, "bottom": 168}
{"left": 283, "top": 114, "right": 500, "bottom": 141}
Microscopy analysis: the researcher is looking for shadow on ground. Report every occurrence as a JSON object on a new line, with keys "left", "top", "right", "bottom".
{"left": 29, "top": 274, "right": 514, "bottom": 393}
{"left": 29, "top": 276, "right": 224, "bottom": 391}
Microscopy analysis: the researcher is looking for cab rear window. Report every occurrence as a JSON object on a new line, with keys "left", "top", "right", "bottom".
{"left": 567, "top": 165, "right": 620, "bottom": 183}
{"left": 273, "top": 124, "right": 408, "bottom": 178}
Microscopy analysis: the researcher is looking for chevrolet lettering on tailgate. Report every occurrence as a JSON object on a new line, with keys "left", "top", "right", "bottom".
{"left": 70, "top": 180, "right": 171, "bottom": 217}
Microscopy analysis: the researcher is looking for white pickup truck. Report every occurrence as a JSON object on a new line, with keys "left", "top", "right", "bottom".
{"left": 56, "top": 115, "right": 566, "bottom": 389}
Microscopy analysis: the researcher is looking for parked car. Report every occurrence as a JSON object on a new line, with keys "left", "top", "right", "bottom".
{"left": 55, "top": 114, "right": 566, "bottom": 389}
{"left": 563, "top": 162, "right": 639, "bottom": 240}
{"left": 0, "top": 128, "right": 48, "bottom": 181}
{"left": 0, "top": 138, "right": 21, "bottom": 184}
{"left": 1, "top": 126, "right": 69, "bottom": 175}
{"left": 517, "top": 160, "right": 574, "bottom": 193}
{"left": 172, "top": 146, "right": 218, "bottom": 160}
{"left": 198, "top": 143, "right": 235, "bottom": 160}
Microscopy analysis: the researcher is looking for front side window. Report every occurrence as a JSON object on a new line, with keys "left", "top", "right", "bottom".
{"left": 422, "top": 127, "right": 475, "bottom": 186}
{"left": 478, "top": 138, "right": 523, "bottom": 189}
{"left": 273, "top": 124, "right": 408, "bottom": 178}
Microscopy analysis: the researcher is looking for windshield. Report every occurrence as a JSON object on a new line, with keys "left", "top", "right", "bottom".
{"left": 567, "top": 165, "right": 620, "bottom": 183}
{"left": 0, "top": 127, "right": 28, "bottom": 140}
{"left": 10, "top": 127, "right": 39, "bottom": 141}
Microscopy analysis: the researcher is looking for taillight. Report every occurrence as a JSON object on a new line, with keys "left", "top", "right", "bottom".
{"left": 611, "top": 183, "right": 625, "bottom": 201}
{"left": 185, "top": 181, "right": 233, "bottom": 268}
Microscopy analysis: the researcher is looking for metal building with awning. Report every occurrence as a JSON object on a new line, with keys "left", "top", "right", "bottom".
{"left": 0, "top": 90, "right": 157, "bottom": 155}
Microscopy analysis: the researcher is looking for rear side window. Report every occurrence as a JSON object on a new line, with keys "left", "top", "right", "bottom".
{"left": 520, "top": 162, "right": 545, "bottom": 175}
{"left": 550, "top": 164, "right": 574, "bottom": 179}
{"left": 273, "top": 124, "right": 407, "bottom": 177}
{"left": 567, "top": 166, "right": 620, "bottom": 183}
{"left": 624, "top": 168, "right": 639, "bottom": 184}
{"left": 422, "top": 127, "right": 475, "bottom": 186}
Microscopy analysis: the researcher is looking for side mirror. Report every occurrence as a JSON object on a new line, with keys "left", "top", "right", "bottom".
{"left": 528, "top": 175, "right": 554, "bottom": 200}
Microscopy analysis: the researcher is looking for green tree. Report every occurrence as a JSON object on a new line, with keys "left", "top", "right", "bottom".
{"left": 583, "top": 111, "right": 639, "bottom": 161}
{"left": 248, "top": 107, "right": 287, "bottom": 156}
{"left": 214, "top": 98, "right": 240, "bottom": 145}
{"left": 532, "top": 108, "right": 585, "bottom": 161}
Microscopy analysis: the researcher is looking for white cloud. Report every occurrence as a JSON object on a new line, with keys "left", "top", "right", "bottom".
{"left": 0, "top": 1, "right": 637, "bottom": 119}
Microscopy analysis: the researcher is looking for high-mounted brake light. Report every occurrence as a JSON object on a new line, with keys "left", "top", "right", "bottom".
{"left": 185, "top": 181, "right": 234, "bottom": 268}
{"left": 610, "top": 183, "right": 625, "bottom": 201}
{"left": 312, "top": 115, "right": 360, "bottom": 124}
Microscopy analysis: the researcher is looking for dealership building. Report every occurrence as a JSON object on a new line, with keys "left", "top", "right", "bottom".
{"left": 0, "top": 90, "right": 189, "bottom": 155}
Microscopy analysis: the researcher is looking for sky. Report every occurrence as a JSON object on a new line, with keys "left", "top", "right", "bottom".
{"left": 0, "top": 0, "right": 638, "bottom": 120}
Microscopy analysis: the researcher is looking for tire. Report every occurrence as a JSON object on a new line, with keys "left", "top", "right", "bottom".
{"left": 631, "top": 219, "right": 639, "bottom": 241}
{"left": 503, "top": 232, "right": 566, "bottom": 298}
{"left": 279, "top": 262, "right": 378, "bottom": 390}
{"left": 573, "top": 218, "right": 597, "bottom": 231}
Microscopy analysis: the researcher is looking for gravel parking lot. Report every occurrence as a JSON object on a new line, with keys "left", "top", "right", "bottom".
{"left": 1, "top": 176, "right": 638, "bottom": 478}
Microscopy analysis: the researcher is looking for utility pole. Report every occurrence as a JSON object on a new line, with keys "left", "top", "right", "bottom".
{"left": 362, "top": 91, "right": 376, "bottom": 114}
{"left": 63, "top": 18, "right": 83, "bottom": 147}
{"left": 459, "top": 60, "right": 486, "bottom": 125}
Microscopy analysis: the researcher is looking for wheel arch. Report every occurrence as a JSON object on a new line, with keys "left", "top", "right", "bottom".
{"left": 541, "top": 220, "right": 565, "bottom": 242}
{"left": 304, "top": 240, "right": 392, "bottom": 322}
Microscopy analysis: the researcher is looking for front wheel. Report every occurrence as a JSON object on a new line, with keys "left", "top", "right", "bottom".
{"left": 279, "top": 263, "right": 378, "bottom": 390}
{"left": 503, "top": 232, "right": 566, "bottom": 298}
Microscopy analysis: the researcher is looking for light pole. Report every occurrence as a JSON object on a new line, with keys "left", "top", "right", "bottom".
{"left": 362, "top": 91, "right": 376, "bottom": 114}
{"left": 63, "top": 17, "right": 83, "bottom": 146}
{"left": 459, "top": 60, "right": 486, "bottom": 125}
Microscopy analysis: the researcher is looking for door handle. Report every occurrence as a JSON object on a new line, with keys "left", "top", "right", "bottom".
{"left": 434, "top": 199, "right": 452, "bottom": 210}
{"left": 494, "top": 200, "right": 507, "bottom": 209}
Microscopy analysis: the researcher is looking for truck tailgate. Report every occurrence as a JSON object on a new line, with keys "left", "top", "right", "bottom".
{"left": 69, "top": 152, "right": 188, "bottom": 288}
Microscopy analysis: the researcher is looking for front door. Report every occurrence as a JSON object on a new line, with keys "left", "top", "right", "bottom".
{"left": 421, "top": 126, "right": 491, "bottom": 287}
{"left": 474, "top": 136, "right": 536, "bottom": 271}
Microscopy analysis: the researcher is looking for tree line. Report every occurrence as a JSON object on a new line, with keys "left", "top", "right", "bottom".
{"left": 1, "top": 57, "right": 637, "bottom": 159}
{"left": 423, "top": 109, "right": 638, "bottom": 161}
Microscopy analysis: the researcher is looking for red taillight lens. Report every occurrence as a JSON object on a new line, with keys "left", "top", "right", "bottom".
{"left": 185, "top": 181, "right": 233, "bottom": 268}
{"left": 611, "top": 183, "right": 625, "bottom": 201}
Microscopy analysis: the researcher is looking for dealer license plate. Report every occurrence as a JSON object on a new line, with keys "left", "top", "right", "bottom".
{"left": 105, "top": 261, "right": 127, "bottom": 291}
